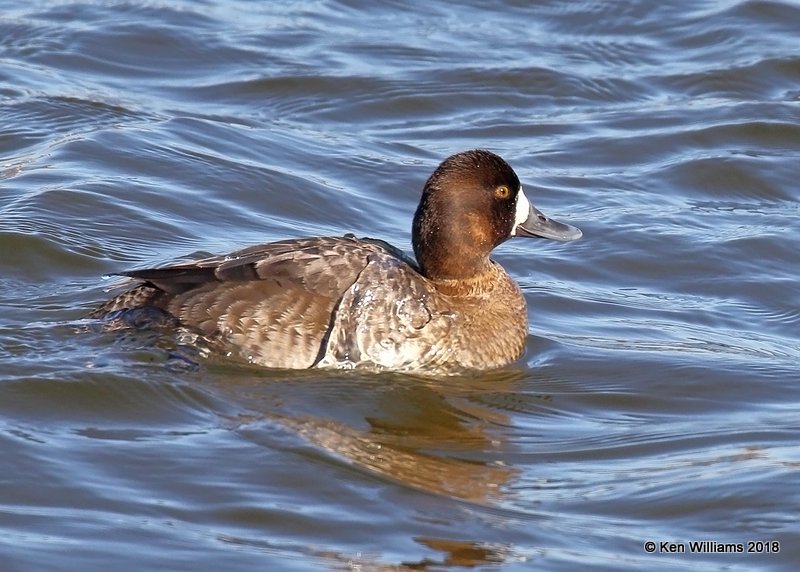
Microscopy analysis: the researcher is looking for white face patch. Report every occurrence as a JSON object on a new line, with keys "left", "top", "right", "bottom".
{"left": 511, "top": 186, "right": 531, "bottom": 235}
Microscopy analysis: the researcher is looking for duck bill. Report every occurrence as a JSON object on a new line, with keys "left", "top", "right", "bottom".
{"left": 512, "top": 188, "right": 582, "bottom": 242}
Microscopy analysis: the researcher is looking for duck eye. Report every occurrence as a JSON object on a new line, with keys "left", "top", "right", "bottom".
{"left": 494, "top": 185, "right": 510, "bottom": 199}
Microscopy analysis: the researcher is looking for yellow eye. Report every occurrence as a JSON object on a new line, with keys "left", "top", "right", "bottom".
{"left": 495, "top": 185, "right": 510, "bottom": 199}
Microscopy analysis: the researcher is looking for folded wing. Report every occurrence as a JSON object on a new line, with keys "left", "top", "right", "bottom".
{"left": 92, "top": 235, "right": 417, "bottom": 368}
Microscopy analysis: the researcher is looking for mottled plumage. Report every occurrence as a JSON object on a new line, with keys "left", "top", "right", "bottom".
{"left": 91, "top": 150, "right": 581, "bottom": 374}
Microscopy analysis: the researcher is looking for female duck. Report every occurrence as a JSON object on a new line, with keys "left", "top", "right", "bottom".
{"left": 93, "top": 150, "right": 581, "bottom": 373}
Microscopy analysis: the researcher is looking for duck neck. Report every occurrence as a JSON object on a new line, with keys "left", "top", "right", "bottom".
{"left": 412, "top": 194, "right": 496, "bottom": 282}
{"left": 413, "top": 229, "right": 496, "bottom": 287}
{"left": 414, "top": 241, "right": 493, "bottom": 282}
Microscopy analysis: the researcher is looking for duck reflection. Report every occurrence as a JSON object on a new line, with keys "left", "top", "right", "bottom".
{"left": 210, "top": 366, "right": 553, "bottom": 569}
{"left": 214, "top": 366, "right": 530, "bottom": 507}
{"left": 269, "top": 369, "right": 525, "bottom": 506}
{"left": 302, "top": 536, "right": 513, "bottom": 571}
{"left": 406, "top": 537, "right": 510, "bottom": 568}
{"left": 322, "top": 537, "right": 512, "bottom": 570}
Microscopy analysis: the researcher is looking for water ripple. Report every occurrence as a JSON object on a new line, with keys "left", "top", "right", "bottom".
{"left": 2, "top": 0, "right": 800, "bottom": 569}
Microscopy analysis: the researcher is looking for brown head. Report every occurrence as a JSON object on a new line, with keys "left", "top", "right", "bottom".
{"left": 411, "top": 149, "right": 581, "bottom": 281}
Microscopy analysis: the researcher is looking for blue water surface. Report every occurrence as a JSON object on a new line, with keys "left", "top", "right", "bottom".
{"left": 1, "top": 1, "right": 799, "bottom": 570}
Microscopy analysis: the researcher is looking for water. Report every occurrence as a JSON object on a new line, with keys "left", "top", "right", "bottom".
{"left": 2, "top": 0, "right": 799, "bottom": 570}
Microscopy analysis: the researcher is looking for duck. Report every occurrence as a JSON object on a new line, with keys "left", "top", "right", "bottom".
{"left": 91, "top": 149, "right": 581, "bottom": 374}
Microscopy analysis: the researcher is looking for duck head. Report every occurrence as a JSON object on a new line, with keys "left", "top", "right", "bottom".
{"left": 412, "top": 149, "right": 581, "bottom": 281}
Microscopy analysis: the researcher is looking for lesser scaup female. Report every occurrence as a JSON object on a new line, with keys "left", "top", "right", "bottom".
{"left": 92, "top": 149, "right": 581, "bottom": 373}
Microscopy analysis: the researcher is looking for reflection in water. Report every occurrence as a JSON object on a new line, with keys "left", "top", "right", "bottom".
{"left": 257, "top": 370, "right": 527, "bottom": 505}
{"left": 221, "top": 534, "right": 514, "bottom": 570}
{"left": 215, "top": 369, "right": 535, "bottom": 569}
{"left": 281, "top": 412, "right": 515, "bottom": 506}
{"left": 405, "top": 537, "right": 510, "bottom": 568}
{"left": 334, "top": 537, "right": 512, "bottom": 570}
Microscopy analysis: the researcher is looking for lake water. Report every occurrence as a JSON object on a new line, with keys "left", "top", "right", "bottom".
{"left": 2, "top": 0, "right": 799, "bottom": 570}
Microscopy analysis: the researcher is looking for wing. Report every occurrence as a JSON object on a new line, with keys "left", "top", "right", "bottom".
{"left": 94, "top": 235, "right": 417, "bottom": 368}
{"left": 122, "top": 235, "right": 410, "bottom": 296}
